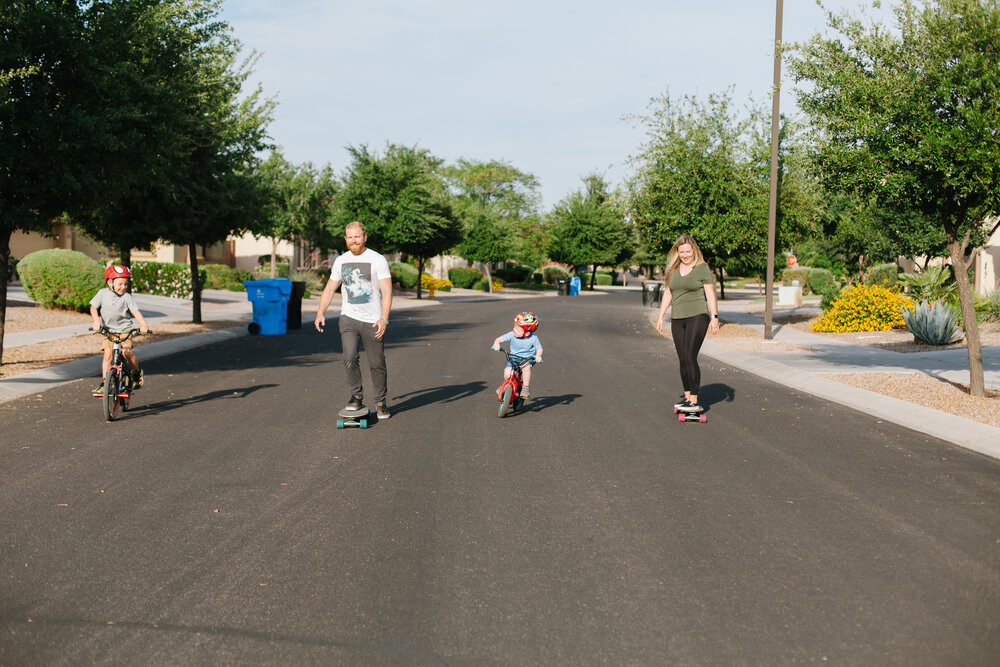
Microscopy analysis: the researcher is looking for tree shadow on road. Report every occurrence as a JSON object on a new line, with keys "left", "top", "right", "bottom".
{"left": 390, "top": 381, "right": 487, "bottom": 415}
{"left": 127, "top": 384, "right": 278, "bottom": 418}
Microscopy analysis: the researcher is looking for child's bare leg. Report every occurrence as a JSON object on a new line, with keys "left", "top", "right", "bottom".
{"left": 521, "top": 363, "right": 532, "bottom": 388}
{"left": 122, "top": 347, "right": 139, "bottom": 373}
{"left": 101, "top": 349, "right": 113, "bottom": 378}
{"left": 498, "top": 366, "right": 512, "bottom": 396}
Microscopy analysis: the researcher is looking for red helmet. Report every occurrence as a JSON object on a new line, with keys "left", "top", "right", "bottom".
{"left": 514, "top": 312, "right": 538, "bottom": 332}
{"left": 104, "top": 264, "right": 131, "bottom": 282}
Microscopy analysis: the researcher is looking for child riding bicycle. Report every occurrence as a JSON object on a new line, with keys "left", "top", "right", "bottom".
{"left": 90, "top": 264, "right": 149, "bottom": 394}
{"left": 491, "top": 312, "right": 543, "bottom": 399}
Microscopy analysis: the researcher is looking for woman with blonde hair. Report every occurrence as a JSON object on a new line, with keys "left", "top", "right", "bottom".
{"left": 655, "top": 234, "right": 720, "bottom": 413}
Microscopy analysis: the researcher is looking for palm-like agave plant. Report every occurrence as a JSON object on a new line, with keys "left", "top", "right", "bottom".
{"left": 901, "top": 299, "right": 962, "bottom": 345}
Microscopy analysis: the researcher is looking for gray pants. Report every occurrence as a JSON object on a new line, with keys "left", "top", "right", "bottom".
{"left": 339, "top": 315, "right": 387, "bottom": 403}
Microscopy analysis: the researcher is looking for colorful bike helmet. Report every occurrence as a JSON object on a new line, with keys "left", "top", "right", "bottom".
{"left": 514, "top": 312, "right": 538, "bottom": 332}
{"left": 104, "top": 264, "right": 131, "bottom": 282}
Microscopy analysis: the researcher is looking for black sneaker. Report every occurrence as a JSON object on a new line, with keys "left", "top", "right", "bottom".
{"left": 132, "top": 367, "right": 143, "bottom": 389}
{"left": 345, "top": 395, "right": 364, "bottom": 412}
{"left": 678, "top": 402, "right": 703, "bottom": 413}
{"left": 93, "top": 383, "right": 105, "bottom": 396}
{"left": 674, "top": 397, "right": 691, "bottom": 409}
{"left": 376, "top": 402, "right": 390, "bottom": 419}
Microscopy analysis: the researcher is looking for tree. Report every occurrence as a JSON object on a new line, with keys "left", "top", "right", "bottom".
{"left": 335, "top": 144, "right": 461, "bottom": 299}
{"left": 627, "top": 89, "right": 765, "bottom": 287}
{"left": 546, "top": 175, "right": 629, "bottom": 290}
{"left": 0, "top": 1, "right": 91, "bottom": 364}
{"left": 446, "top": 159, "right": 541, "bottom": 292}
{"left": 789, "top": 0, "right": 1000, "bottom": 396}
{"left": 252, "top": 152, "right": 338, "bottom": 277}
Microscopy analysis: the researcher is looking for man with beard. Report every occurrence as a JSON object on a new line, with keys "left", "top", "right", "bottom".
{"left": 315, "top": 221, "right": 394, "bottom": 420}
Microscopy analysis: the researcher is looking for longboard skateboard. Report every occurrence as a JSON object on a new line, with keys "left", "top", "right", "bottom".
{"left": 674, "top": 404, "right": 707, "bottom": 423}
{"left": 337, "top": 408, "right": 370, "bottom": 429}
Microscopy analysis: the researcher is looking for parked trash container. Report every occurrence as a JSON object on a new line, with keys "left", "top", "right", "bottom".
{"left": 641, "top": 281, "right": 662, "bottom": 307}
{"left": 243, "top": 278, "right": 292, "bottom": 335}
{"left": 568, "top": 276, "right": 581, "bottom": 296}
{"left": 556, "top": 277, "right": 569, "bottom": 296}
{"left": 286, "top": 281, "right": 306, "bottom": 330}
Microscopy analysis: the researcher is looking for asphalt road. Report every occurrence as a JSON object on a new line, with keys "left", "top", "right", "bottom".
{"left": 2, "top": 292, "right": 998, "bottom": 665}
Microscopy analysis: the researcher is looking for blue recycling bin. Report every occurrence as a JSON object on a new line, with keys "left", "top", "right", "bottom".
{"left": 569, "top": 276, "right": 581, "bottom": 295}
{"left": 243, "top": 278, "right": 292, "bottom": 335}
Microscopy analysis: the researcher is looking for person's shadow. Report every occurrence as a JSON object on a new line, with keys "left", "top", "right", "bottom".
{"left": 129, "top": 384, "right": 279, "bottom": 417}
{"left": 519, "top": 393, "right": 581, "bottom": 414}
{"left": 389, "top": 381, "right": 488, "bottom": 416}
{"left": 697, "top": 383, "right": 736, "bottom": 412}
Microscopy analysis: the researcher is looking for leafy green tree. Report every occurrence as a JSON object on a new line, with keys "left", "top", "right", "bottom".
{"left": 335, "top": 144, "right": 461, "bottom": 299}
{"left": 0, "top": 1, "right": 91, "bottom": 364}
{"left": 546, "top": 175, "right": 629, "bottom": 290}
{"left": 446, "top": 159, "right": 541, "bottom": 293}
{"left": 627, "top": 89, "right": 764, "bottom": 288}
{"left": 789, "top": 0, "right": 1000, "bottom": 396}
{"left": 252, "top": 152, "right": 338, "bottom": 277}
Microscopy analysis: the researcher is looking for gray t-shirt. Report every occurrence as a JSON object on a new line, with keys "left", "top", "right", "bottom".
{"left": 90, "top": 288, "right": 139, "bottom": 332}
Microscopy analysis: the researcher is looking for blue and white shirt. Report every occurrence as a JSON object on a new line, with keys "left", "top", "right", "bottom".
{"left": 499, "top": 331, "right": 541, "bottom": 361}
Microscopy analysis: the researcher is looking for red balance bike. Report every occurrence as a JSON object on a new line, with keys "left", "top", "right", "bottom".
{"left": 92, "top": 327, "right": 149, "bottom": 421}
{"left": 495, "top": 347, "right": 539, "bottom": 418}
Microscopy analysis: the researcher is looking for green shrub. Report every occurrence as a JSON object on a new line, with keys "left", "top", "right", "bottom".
{"left": 472, "top": 277, "right": 505, "bottom": 291}
{"left": 975, "top": 288, "right": 1000, "bottom": 324}
{"left": 865, "top": 262, "right": 900, "bottom": 288}
{"left": 495, "top": 265, "right": 533, "bottom": 283}
{"left": 901, "top": 299, "right": 962, "bottom": 345}
{"left": 255, "top": 262, "right": 290, "bottom": 279}
{"left": 542, "top": 265, "right": 570, "bottom": 285}
{"left": 203, "top": 264, "right": 234, "bottom": 290}
{"left": 131, "top": 261, "right": 204, "bottom": 298}
{"left": 595, "top": 273, "right": 613, "bottom": 286}
{"left": 390, "top": 261, "right": 419, "bottom": 288}
{"left": 781, "top": 268, "right": 812, "bottom": 293}
{"left": 808, "top": 268, "right": 836, "bottom": 294}
{"left": 898, "top": 265, "right": 956, "bottom": 303}
{"left": 530, "top": 271, "right": 543, "bottom": 284}
{"left": 448, "top": 266, "right": 483, "bottom": 288}
{"left": 289, "top": 269, "right": 323, "bottom": 299}
{"left": 17, "top": 249, "right": 104, "bottom": 311}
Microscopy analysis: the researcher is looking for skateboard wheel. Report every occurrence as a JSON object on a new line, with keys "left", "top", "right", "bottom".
{"left": 337, "top": 418, "right": 345, "bottom": 429}
{"left": 700, "top": 414, "right": 707, "bottom": 423}
{"left": 679, "top": 414, "right": 685, "bottom": 422}
{"left": 360, "top": 420, "right": 368, "bottom": 429}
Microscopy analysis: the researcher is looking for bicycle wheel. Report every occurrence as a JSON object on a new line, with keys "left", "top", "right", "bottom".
{"left": 103, "top": 369, "right": 120, "bottom": 421}
{"left": 498, "top": 384, "right": 512, "bottom": 418}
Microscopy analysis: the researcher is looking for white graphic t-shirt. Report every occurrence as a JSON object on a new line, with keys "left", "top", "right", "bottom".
{"left": 331, "top": 248, "right": 392, "bottom": 323}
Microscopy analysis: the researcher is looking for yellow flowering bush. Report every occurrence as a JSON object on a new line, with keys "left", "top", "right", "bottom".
{"left": 492, "top": 279, "right": 504, "bottom": 292}
{"left": 811, "top": 284, "right": 914, "bottom": 332}
{"left": 420, "top": 274, "right": 453, "bottom": 296}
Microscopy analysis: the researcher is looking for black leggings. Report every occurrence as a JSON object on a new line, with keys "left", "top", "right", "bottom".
{"left": 671, "top": 313, "right": 710, "bottom": 395}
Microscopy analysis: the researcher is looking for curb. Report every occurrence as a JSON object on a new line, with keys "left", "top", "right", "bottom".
{"left": 647, "top": 309, "right": 1000, "bottom": 462}
{"left": 0, "top": 326, "right": 245, "bottom": 403}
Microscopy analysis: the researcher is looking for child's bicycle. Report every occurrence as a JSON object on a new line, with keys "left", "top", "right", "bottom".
{"left": 495, "top": 347, "right": 539, "bottom": 418}
{"left": 91, "top": 327, "right": 149, "bottom": 421}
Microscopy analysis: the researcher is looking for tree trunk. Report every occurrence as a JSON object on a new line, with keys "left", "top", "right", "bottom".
{"left": 270, "top": 238, "right": 278, "bottom": 279}
{"left": 947, "top": 238, "right": 984, "bottom": 397}
{"left": 485, "top": 264, "right": 493, "bottom": 294}
{"left": 189, "top": 244, "right": 203, "bottom": 324}
{"left": 717, "top": 267, "right": 726, "bottom": 300}
{"left": 0, "top": 230, "right": 11, "bottom": 365}
{"left": 416, "top": 257, "right": 424, "bottom": 300}
{"left": 118, "top": 246, "right": 132, "bottom": 268}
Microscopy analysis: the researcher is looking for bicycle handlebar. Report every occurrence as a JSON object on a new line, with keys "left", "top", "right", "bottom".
{"left": 91, "top": 327, "right": 151, "bottom": 341}
{"left": 494, "top": 347, "right": 540, "bottom": 365}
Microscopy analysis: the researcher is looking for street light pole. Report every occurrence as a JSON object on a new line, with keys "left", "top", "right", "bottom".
{"left": 764, "top": 0, "right": 783, "bottom": 339}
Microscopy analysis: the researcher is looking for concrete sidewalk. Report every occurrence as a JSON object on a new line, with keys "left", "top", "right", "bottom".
{"left": 645, "top": 293, "right": 1000, "bottom": 461}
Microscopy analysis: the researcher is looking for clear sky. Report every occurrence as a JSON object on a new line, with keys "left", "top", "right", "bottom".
{"left": 219, "top": 0, "right": 881, "bottom": 211}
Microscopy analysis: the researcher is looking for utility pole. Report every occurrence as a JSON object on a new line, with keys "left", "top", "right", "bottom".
{"left": 764, "top": 0, "right": 783, "bottom": 339}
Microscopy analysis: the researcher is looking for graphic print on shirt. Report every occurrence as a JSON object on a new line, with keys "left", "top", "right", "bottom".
{"left": 342, "top": 263, "right": 373, "bottom": 304}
